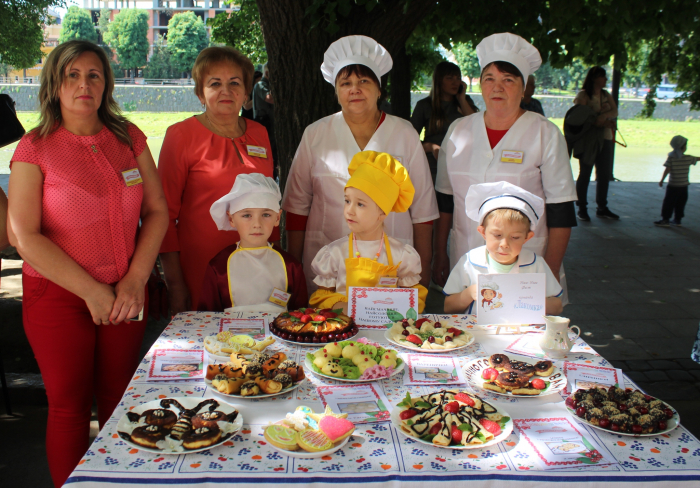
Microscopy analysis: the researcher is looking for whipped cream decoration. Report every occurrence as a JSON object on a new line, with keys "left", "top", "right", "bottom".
{"left": 359, "top": 364, "right": 394, "bottom": 380}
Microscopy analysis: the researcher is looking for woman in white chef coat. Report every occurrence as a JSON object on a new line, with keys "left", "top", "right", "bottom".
{"left": 433, "top": 33, "right": 577, "bottom": 300}
{"left": 282, "top": 35, "right": 439, "bottom": 292}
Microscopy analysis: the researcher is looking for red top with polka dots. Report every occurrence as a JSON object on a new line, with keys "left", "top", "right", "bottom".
{"left": 11, "top": 124, "right": 148, "bottom": 284}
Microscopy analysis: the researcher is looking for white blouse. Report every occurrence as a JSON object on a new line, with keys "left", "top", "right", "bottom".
{"left": 311, "top": 235, "right": 422, "bottom": 296}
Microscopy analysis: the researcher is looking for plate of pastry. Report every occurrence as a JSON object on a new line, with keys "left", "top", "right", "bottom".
{"left": 463, "top": 353, "right": 567, "bottom": 397}
{"left": 203, "top": 331, "right": 276, "bottom": 359}
{"left": 262, "top": 405, "right": 356, "bottom": 458}
{"left": 304, "top": 340, "right": 405, "bottom": 382}
{"left": 565, "top": 386, "right": 680, "bottom": 437}
{"left": 270, "top": 307, "right": 359, "bottom": 346}
{"left": 205, "top": 351, "right": 306, "bottom": 398}
{"left": 116, "top": 397, "right": 242, "bottom": 454}
{"left": 391, "top": 389, "right": 513, "bottom": 449}
{"left": 385, "top": 317, "right": 474, "bottom": 353}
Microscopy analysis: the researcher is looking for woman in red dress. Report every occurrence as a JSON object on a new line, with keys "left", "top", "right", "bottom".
{"left": 158, "top": 47, "right": 276, "bottom": 312}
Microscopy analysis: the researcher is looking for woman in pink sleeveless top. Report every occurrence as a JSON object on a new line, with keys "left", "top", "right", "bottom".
{"left": 8, "top": 41, "right": 168, "bottom": 487}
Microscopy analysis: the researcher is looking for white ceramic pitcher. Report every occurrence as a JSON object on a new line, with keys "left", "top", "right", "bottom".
{"left": 539, "top": 316, "right": 581, "bottom": 358}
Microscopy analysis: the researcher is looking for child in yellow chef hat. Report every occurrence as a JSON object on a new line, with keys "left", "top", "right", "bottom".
{"left": 309, "top": 151, "right": 428, "bottom": 313}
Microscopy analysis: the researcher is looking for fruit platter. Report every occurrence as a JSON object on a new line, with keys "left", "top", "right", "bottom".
{"left": 463, "top": 353, "right": 567, "bottom": 397}
{"left": 565, "top": 386, "right": 680, "bottom": 436}
{"left": 304, "top": 339, "right": 404, "bottom": 382}
{"left": 391, "top": 389, "right": 512, "bottom": 449}
{"left": 263, "top": 406, "right": 355, "bottom": 458}
{"left": 271, "top": 307, "right": 359, "bottom": 345}
{"left": 385, "top": 316, "right": 474, "bottom": 352}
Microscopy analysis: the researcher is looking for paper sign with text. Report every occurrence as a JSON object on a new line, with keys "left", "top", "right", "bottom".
{"left": 317, "top": 383, "right": 391, "bottom": 423}
{"left": 563, "top": 363, "right": 625, "bottom": 395}
{"left": 148, "top": 349, "right": 204, "bottom": 381}
{"left": 404, "top": 354, "right": 465, "bottom": 385}
{"left": 218, "top": 317, "right": 267, "bottom": 340}
{"left": 477, "top": 273, "right": 546, "bottom": 326}
{"left": 348, "top": 287, "right": 418, "bottom": 329}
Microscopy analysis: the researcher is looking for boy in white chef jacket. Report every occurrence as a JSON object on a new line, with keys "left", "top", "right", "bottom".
{"left": 198, "top": 173, "right": 308, "bottom": 312}
{"left": 443, "top": 182, "right": 563, "bottom": 315}
{"left": 309, "top": 151, "right": 428, "bottom": 313}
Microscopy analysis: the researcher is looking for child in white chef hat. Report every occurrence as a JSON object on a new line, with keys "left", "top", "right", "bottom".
{"left": 198, "top": 173, "right": 308, "bottom": 312}
{"left": 443, "top": 181, "right": 563, "bottom": 315}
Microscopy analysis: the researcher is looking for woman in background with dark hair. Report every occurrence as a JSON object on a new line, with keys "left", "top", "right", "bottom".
{"left": 573, "top": 66, "right": 619, "bottom": 221}
{"left": 411, "top": 61, "right": 477, "bottom": 180}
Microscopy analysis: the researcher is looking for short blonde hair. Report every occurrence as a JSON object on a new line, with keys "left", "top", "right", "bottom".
{"left": 483, "top": 208, "right": 531, "bottom": 229}
{"left": 192, "top": 46, "right": 254, "bottom": 99}
{"left": 34, "top": 40, "right": 131, "bottom": 147}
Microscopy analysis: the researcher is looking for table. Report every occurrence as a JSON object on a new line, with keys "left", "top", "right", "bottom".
{"left": 65, "top": 312, "right": 700, "bottom": 487}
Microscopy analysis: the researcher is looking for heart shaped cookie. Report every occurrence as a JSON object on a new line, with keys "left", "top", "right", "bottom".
{"left": 319, "top": 416, "right": 355, "bottom": 442}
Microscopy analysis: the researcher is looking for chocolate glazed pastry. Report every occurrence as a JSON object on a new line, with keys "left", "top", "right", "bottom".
{"left": 130, "top": 424, "right": 169, "bottom": 448}
{"left": 181, "top": 425, "right": 222, "bottom": 450}
{"left": 192, "top": 411, "right": 227, "bottom": 429}
{"left": 488, "top": 354, "right": 511, "bottom": 370}
{"left": 161, "top": 398, "right": 219, "bottom": 440}
{"left": 534, "top": 360, "right": 554, "bottom": 376}
{"left": 494, "top": 371, "right": 529, "bottom": 390}
{"left": 504, "top": 360, "right": 536, "bottom": 377}
{"left": 143, "top": 408, "right": 178, "bottom": 429}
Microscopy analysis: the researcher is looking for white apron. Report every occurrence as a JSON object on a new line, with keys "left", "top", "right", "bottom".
{"left": 282, "top": 112, "right": 439, "bottom": 291}
{"left": 436, "top": 111, "right": 577, "bottom": 303}
{"left": 225, "top": 243, "right": 288, "bottom": 313}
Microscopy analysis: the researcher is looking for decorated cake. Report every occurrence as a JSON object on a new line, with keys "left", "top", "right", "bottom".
{"left": 271, "top": 307, "right": 357, "bottom": 343}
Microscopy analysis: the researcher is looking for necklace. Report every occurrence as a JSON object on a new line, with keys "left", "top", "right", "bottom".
{"left": 353, "top": 232, "right": 384, "bottom": 261}
{"left": 204, "top": 112, "right": 244, "bottom": 140}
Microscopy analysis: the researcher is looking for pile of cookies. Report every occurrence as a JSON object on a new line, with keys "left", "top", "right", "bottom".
{"left": 204, "top": 331, "right": 276, "bottom": 356}
{"left": 206, "top": 351, "right": 305, "bottom": 396}
{"left": 481, "top": 354, "right": 554, "bottom": 395}
{"left": 263, "top": 406, "right": 355, "bottom": 453}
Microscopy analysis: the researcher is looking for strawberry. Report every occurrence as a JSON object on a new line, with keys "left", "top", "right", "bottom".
{"left": 447, "top": 327, "right": 463, "bottom": 336}
{"left": 405, "top": 334, "right": 423, "bottom": 346}
{"left": 479, "top": 419, "right": 501, "bottom": 436}
{"left": 399, "top": 408, "right": 418, "bottom": 420}
{"left": 531, "top": 378, "right": 546, "bottom": 390}
{"left": 429, "top": 423, "right": 442, "bottom": 435}
{"left": 415, "top": 317, "right": 431, "bottom": 327}
{"left": 289, "top": 311, "right": 303, "bottom": 318}
{"left": 444, "top": 401, "right": 459, "bottom": 414}
{"left": 300, "top": 314, "right": 312, "bottom": 324}
{"left": 320, "top": 310, "right": 338, "bottom": 319}
{"left": 481, "top": 368, "right": 499, "bottom": 381}
{"left": 312, "top": 315, "right": 326, "bottom": 322}
{"left": 454, "top": 393, "right": 475, "bottom": 407}
{"left": 304, "top": 308, "right": 315, "bottom": 315}
{"left": 451, "top": 424, "right": 463, "bottom": 443}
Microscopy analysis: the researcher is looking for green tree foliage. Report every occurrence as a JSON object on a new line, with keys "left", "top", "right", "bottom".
{"left": 406, "top": 28, "right": 445, "bottom": 91}
{"left": 144, "top": 34, "right": 177, "bottom": 79}
{"left": 59, "top": 6, "right": 98, "bottom": 44}
{"left": 167, "top": 11, "right": 209, "bottom": 76}
{"left": 103, "top": 9, "right": 149, "bottom": 77}
{"left": 97, "top": 9, "right": 120, "bottom": 75}
{"left": 451, "top": 42, "right": 480, "bottom": 90}
{"left": 0, "top": 0, "right": 60, "bottom": 69}
{"left": 209, "top": 0, "right": 267, "bottom": 66}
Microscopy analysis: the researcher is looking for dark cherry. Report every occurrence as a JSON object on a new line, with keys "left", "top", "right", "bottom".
{"left": 632, "top": 425, "right": 643, "bottom": 434}
{"left": 402, "top": 323, "right": 410, "bottom": 329}
{"left": 327, "top": 333, "right": 336, "bottom": 341}
{"left": 618, "top": 404, "right": 628, "bottom": 412}
{"left": 427, "top": 336, "right": 436, "bottom": 343}
{"left": 594, "top": 400, "right": 603, "bottom": 408}
{"left": 444, "top": 336, "right": 452, "bottom": 342}
{"left": 313, "top": 337, "right": 320, "bottom": 343}
{"left": 401, "top": 330, "right": 410, "bottom": 337}
{"left": 610, "top": 423, "right": 620, "bottom": 432}
{"left": 658, "top": 420, "right": 668, "bottom": 430}
{"left": 599, "top": 418, "right": 611, "bottom": 429}
{"left": 565, "top": 397, "right": 575, "bottom": 409}
{"left": 576, "top": 407, "right": 586, "bottom": 417}
{"left": 434, "top": 322, "right": 441, "bottom": 328}
{"left": 644, "top": 394, "right": 653, "bottom": 401}
{"left": 638, "top": 407, "right": 648, "bottom": 415}
{"left": 320, "top": 336, "right": 329, "bottom": 343}
{"left": 402, "top": 319, "right": 409, "bottom": 327}
{"left": 664, "top": 408, "right": 674, "bottom": 419}
{"left": 341, "top": 332, "right": 350, "bottom": 339}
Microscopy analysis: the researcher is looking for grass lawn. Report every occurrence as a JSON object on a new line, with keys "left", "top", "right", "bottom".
{"left": 2, "top": 112, "right": 699, "bottom": 184}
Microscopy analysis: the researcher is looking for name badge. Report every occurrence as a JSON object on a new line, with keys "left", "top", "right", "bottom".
{"left": 501, "top": 150, "right": 524, "bottom": 164}
{"left": 269, "top": 287, "right": 291, "bottom": 307}
{"left": 121, "top": 168, "right": 143, "bottom": 186}
{"left": 377, "top": 276, "right": 398, "bottom": 287}
{"left": 247, "top": 145, "right": 268, "bottom": 158}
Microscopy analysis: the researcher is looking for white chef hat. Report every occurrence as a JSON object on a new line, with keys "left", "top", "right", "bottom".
{"left": 465, "top": 181, "right": 544, "bottom": 231}
{"left": 321, "top": 35, "right": 393, "bottom": 86}
{"left": 209, "top": 173, "right": 281, "bottom": 231}
{"left": 476, "top": 33, "right": 542, "bottom": 80}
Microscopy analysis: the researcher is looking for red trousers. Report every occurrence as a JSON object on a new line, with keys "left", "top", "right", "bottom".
{"left": 22, "top": 274, "right": 148, "bottom": 487}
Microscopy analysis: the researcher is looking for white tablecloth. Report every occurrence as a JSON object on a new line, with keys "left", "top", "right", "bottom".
{"left": 65, "top": 312, "right": 700, "bottom": 487}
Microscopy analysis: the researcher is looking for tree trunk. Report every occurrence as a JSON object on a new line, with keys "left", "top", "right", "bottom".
{"left": 390, "top": 43, "right": 412, "bottom": 120}
{"left": 255, "top": 0, "right": 434, "bottom": 196}
{"left": 610, "top": 64, "right": 622, "bottom": 180}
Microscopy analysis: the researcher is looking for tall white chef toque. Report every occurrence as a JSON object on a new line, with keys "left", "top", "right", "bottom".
{"left": 465, "top": 181, "right": 545, "bottom": 231}
{"left": 476, "top": 32, "right": 542, "bottom": 80}
{"left": 321, "top": 35, "right": 393, "bottom": 86}
{"left": 210, "top": 173, "right": 282, "bottom": 231}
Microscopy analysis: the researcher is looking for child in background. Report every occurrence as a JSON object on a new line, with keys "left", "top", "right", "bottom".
{"left": 443, "top": 181, "right": 563, "bottom": 315}
{"left": 655, "top": 135, "right": 698, "bottom": 227}
{"left": 309, "top": 151, "right": 428, "bottom": 313}
{"left": 198, "top": 173, "right": 307, "bottom": 312}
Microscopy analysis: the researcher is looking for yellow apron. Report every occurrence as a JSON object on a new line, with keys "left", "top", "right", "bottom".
{"left": 344, "top": 233, "right": 400, "bottom": 297}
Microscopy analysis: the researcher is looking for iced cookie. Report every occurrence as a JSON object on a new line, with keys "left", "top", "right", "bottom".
{"left": 264, "top": 424, "right": 299, "bottom": 451}
{"left": 319, "top": 416, "right": 355, "bottom": 443}
{"left": 297, "top": 429, "right": 333, "bottom": 452}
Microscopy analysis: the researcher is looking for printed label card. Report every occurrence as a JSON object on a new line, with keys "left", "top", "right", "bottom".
{"left": 317, "top": 383, "right": 391, "bottom": 423}
{"left": 563, "top": 363, "right": 625, "bottom": 395}
{"left": 476, "top": 273, "right": 546, "bottom": 326}
{"left": 514, "top": 417, "right": 617, "bottom": 469}
{"left": 348, "top": 287, "right": 419, "bottom": 329}
{"left": 404, "top": 354, "right": 466, "bottom": 385}
{"left": 148, "top": 349, "right": 204, "bottom": 381}
{"left": 219, "top": 317, "right": 267, "bottom": 340}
